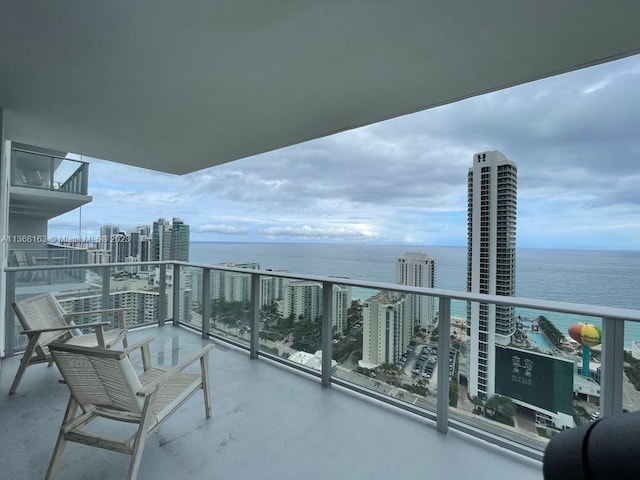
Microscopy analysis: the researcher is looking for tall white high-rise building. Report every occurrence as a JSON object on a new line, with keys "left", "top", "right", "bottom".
{"left": 396, "top": 252, "right": 436, "bottom": 328}
{"left": 360, "top": 291, "right": 411, "bottom": 369}
{"left": 466, "top": 150, "right": 517, "bottom": 399}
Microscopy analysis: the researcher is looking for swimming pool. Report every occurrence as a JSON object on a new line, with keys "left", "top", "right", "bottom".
{"left": 514, "top": 319, "right": 555, "bottom": 352}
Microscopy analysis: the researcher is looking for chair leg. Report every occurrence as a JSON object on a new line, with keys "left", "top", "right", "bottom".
{"left": 200, "top": 354, "right": 212, "bottom": 418}
{"left": 45, "top": 396, "right": 78, "bottom": 480}
{"left": 127, "top": 392, "right": 157, "bottom": 480}
{"left": 9, "top": 333, "right": 40, "bottom": 394}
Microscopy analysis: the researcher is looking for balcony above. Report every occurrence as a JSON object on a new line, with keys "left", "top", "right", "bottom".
{"left": 9, "top": 145, "right": 92, "bottom": 218}
{"left": 0, "top": 325, "right": 542, "bottom": 480}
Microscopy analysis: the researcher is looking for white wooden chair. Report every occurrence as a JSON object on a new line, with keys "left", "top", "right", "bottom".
{"left": 9, "top": 292, "right": 128, "bottom": 394}
{"left": 46, "top": 337, "right": 213, "bottom": 480}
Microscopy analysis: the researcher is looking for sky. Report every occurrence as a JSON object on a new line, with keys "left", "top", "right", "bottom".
{"left": 52, "top": 54, "right": 640, "bottom": 250}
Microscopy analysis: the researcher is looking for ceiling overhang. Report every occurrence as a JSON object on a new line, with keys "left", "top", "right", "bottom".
{"left": 1, "top": 1, "right": 639, "bottom": 174}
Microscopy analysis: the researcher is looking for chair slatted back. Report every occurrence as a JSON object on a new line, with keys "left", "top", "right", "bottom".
{"left": 13, "top": 293, "right": 71, "bottom": 349}
{"left": 13, "top": 250, "right": 31, "bottom": 267}
{"left": 50, "top": 343, "right": 144, "bottom": 414}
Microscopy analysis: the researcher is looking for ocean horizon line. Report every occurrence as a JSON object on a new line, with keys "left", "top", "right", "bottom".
{"left": 189, "top": 241, "right": 639, "bottom": 254}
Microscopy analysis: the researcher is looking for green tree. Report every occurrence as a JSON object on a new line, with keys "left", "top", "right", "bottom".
{"left": 485, "top": 394, "right": 516, "bottom": 424}
{"left": 471, "top": 396, "right": 485, "bottom": 414}
{"left": 449, "top": 380, "right": 458, "bottom": 407}
{"left": 497, "top": 396, "right": 516, "bottom": 419}
{"left": 485, "top": 395, "right": 501, "bottom": 417}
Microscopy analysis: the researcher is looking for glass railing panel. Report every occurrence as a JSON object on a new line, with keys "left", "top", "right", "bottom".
{"left": 203, "top": 270, "right": 252, "bottom": 349}
{"left": 10, "top": 148, "right": 88, "bottom": 195}
{"left": 9, "top": 248, "right": 87, "bottom": 289}
{"left": 256, "top": 277, "right": 324, "bottom": 367}
{"left": 184, "top": 266, "right": 206, "bottom": 332}
{"left": 106, "top": 263, "right": 165, "bottom": 329}
{"left": 8, "top": 266, "right": 109, "bottom": 353}
{"left": 623, "top": 319, "right": 640, "bottom": 416}
{"left": 329, "top": 288, "right": 438, "bottom": 413}
{"left": 449, "top": 305, "right": 615, "bottom": 452}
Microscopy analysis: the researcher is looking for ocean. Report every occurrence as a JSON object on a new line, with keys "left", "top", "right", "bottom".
{"left": 189, "top": 242, "right": 640, "bottom": 347}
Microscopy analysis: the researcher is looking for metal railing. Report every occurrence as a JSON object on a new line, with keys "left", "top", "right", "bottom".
{"left": 4, "top": 259, "right": 640, "bottom": 462}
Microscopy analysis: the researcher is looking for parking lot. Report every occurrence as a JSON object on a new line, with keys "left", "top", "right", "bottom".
{"left": 396, "top": 342, "right": 457, "bottom": 384}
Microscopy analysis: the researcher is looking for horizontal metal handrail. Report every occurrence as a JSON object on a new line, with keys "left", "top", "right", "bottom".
{"left": 6, "top": 260, "right": 640, "bottom": 323}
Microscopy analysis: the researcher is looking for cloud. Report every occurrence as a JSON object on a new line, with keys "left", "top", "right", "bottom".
{"left": 194, "top": 224, "right": 249, "bottom": 235}
{"left": 50, "top": 54, "right": 640, "bottom": 249}
{"left": 258, "top": 224, "right": 380, "bottom": 240}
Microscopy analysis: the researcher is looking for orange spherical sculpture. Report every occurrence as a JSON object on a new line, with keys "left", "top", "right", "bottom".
{"left": 568, "top": 323, "right": 602, "bottom": 347}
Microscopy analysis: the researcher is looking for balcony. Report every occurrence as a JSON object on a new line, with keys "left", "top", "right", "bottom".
{"left": 9, "top": 146, "right": 92, "bottom": 219}
{"left": 0, "top": 325, "right": 542, "bottom": 480}
{"left": 3, "top": 261, "right": 640, "bottom": 478}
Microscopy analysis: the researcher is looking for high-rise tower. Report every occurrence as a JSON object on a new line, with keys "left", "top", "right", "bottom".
{"left": 152, "top": 217, "right": 189, "bottom": 261}
{"left": 170, "top": 217, "right": 190, "bottom": 262}
{"left": 152, "top": 218, "right": 170, "bottom": 261}
{"left": 396, "top": 252, "right": 436, "bottom": 328}
{"left": 466, "top": 150, "right": 517, "bottom": 399}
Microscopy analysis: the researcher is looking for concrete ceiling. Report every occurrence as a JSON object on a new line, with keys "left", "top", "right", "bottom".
{"left": 1, "top": 1, "right": 639, "bottom": 175}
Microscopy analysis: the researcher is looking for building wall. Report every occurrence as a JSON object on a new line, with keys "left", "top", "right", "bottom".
{"left": 283, "top": 281, "right": 323, "bottom": 322}
{"left": 7, "top": 214, "right": 48, "bottom": 250}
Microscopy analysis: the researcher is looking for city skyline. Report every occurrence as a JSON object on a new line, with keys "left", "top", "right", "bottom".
{"left": 49, "top": 54, "right": 640, "bottom": 251}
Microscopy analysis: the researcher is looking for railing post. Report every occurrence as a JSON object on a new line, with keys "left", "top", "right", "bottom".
{"left": 202, "top": 268, "right": 211, "bottom": 339}
{"left": 172, "top": 263, "right": 181, "bottom": 327}
{"left": 101, "top": 266, "right": 110, "bottom": 323}
{"left": 48, "top": 155, "right": 54, "bottom": 190}
{"left": 321, "top": 281, "right": 334, "bottom": 387}
{"left": 158, "top": 263, "right": 166, "bottom": 326}
{"left": 81, "top": 162, "right": 89, "bottom": 195}
{"left": 437, "top": 296, "right": 451, "bottom": 433}
{"left": 601, "top": 317, "right": 625, "bottom": 417}
{"left": 249, "top": 272, "right": 261, "bottom": 359}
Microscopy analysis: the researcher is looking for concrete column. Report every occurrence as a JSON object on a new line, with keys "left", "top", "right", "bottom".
{"left": 0, "top": 110, "right": 8, "bottom": 357}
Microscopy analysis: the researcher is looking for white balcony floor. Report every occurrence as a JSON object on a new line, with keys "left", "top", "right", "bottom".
{"left": 0, "top": 326, "right": 543, "bottom": 480}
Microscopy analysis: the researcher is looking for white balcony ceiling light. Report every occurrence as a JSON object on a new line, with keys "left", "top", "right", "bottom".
{"left": 1, "top": 1, "right": 639, "bottom": 174}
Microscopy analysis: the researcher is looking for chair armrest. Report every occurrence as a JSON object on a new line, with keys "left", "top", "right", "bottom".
{"left": 122, "top": 336, "right": 155, "bottom": 370}
{"left": 122, "top": 336, "right": 155, "bottom": 356}
{"left": 21, "top": 322, "right": 109, "bottom": 335}
{"left": 64, "top": 308, "right": 126, "bottom": 317}
{"left": 137, "top": 344, "right": 214, "bottom": 397}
